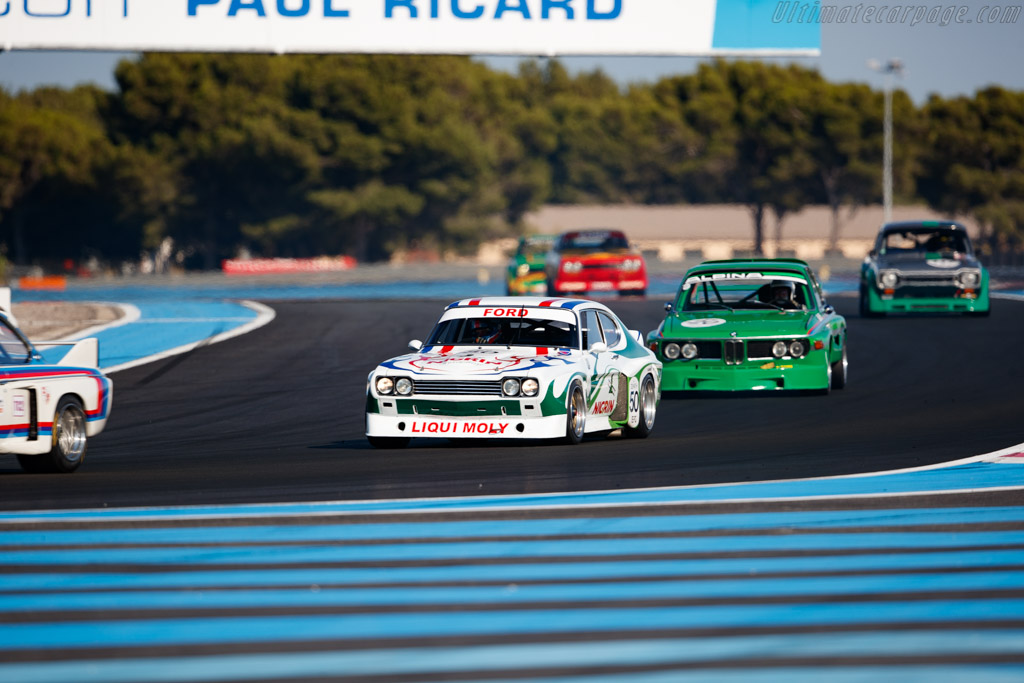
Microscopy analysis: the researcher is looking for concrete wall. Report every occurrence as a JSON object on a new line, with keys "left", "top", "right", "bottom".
{"left": 520, "top": 204, "right": 959, "bottom": 262}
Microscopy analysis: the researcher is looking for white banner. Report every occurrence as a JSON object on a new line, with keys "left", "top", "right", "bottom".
{"left": 0, "top": 1, "right": 819, "bottom": 55}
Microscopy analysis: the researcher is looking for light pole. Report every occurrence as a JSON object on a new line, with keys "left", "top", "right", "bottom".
{"left": 868, "top": 59, "right": 903, "bottom": 224}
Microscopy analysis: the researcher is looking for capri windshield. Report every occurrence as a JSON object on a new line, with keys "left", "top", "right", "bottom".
{"left": 428, "top": 317, "right": 579, "bottom": 348}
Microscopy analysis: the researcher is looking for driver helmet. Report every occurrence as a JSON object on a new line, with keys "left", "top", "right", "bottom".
{"left": 769, "top": 280, "right": 796, "bottom": 304}
{"left": 469, "top": 318, "right": 502, "bottom": 344}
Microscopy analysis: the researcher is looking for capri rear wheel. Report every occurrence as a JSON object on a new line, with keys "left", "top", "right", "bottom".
{"left": 624, "top": 374, "right": 657, "bottom": 439}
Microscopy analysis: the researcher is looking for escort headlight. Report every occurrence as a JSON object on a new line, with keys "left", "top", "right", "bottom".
{"left": 502, "top": 378, "right": 522, "bottom": 396}
{"left": 395, "top": 377, "right": 413, "bottom": 396}
{"left": 681, "top": 342, "right": 698, "bottom": 360}
{"left": 562, "top": 261, "right": 583, "bottom": 273}
{"left": 959, "top": 271, "right": 980, "bottom": 287}
{"left": 881, "top": 271, "right": 899, "bottom": 288}
{"left": 521, "top": 378, "right": 540, "bottom": 397}
{"left": 772, "top": 341, "right": 788, "bottom": 358}
{"left": 375, "top": 377, "right": 394, "bottom": 395}
{"left": 621, "top": 258, "right": 642, "bottom": 272}
{"left": 788, "top": 341, "right": 806, "bottom": 358}
{"left": 517, "top": 263, "right": 530, "bottom": 277}
{"left": 663, "top": 343, "right": 681, "bottom": 360}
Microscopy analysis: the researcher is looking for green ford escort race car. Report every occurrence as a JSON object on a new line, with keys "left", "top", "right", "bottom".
{"left": 860, "top": 220, "right": 990, "bottom": 316}
{"left": 647, "top": 259, "right": 848, "bottom": 393}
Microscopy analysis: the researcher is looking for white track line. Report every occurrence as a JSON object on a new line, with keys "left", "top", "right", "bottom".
{"left": 102, "top": 301, "right": 276, "bottom": 374}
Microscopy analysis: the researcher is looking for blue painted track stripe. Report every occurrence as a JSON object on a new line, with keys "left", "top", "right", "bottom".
{"left": 3, "top": 530, "right": 1023, "bottom": 566}
{"left": 3, "top": 570, "right": 1024, "bottom": 613}
{"left": 4, "top": 601, "right": 1024, "bottom": 650}
{"left": 4, "top": 461, "right": 1021, "bottom": 522}
{"left": 5, "top": 549, "right": 1024, "bottom": 592}
{"left": 4, "top": 506, "right": 1024, "bottom": 546}
{"left": 1, "top": 633, "right": 1023, "bottom": 683}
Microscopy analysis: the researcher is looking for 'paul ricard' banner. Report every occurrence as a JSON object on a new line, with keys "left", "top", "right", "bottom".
{"left": 0, "top": 0, "right": 819, "bottom": 55}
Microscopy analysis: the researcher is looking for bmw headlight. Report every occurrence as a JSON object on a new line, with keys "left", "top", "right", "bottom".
{"left": 772, "top": 341, "right": 788, "bottom": 358}
{"left": 788, "top": 341, "right": 806, "bottom": 358}
{"left": 881, "top": 271, "right": 899, "bottom": 288}
{"left": 563, "top": 261, "right": 583, "bottom": 273}
{"left": 621, "top": 258, "right": 641, "bottom": 272}
{"left": 663, "top": 343, "right": 681, "bottom": 360}
{"left": 521, "top": 378, "right": 540, "bottom": 397}
{"left": 395, "top": 377, "right": 413, "bottom": 396}
{"left": 681, "top": 342, "right": 698, "bottom": 359}
{"left": 502, "top": 378, "right": 522, "bottom": 396}
{"left": 375, "top": 377, "right": 394, "bottom": 395}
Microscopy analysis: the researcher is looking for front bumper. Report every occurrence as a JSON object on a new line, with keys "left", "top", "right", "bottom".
{"left": 366, "top": 413, "right": 567, "bottom": 440}
{"left": 864, "top": 283, "right": 990, "bottom": 314}
{"left": 553, "top": 276, "right": 648, "bottom": 293}
{"left": 660, "top": 358, "right": 828, "bottom": 391}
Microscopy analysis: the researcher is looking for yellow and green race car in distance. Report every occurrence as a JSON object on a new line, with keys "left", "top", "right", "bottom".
{"left": 647, "top": 259, "right": 848, "bottom": 393}
{"left": 860, "top": 220, "right": 990, "bottom": 317}
{"left": 506, "top": 235, "right": 556, "bottom": 295}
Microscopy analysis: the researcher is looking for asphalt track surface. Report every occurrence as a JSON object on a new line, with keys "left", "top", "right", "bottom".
{"left": 1, "top": 295, "right": 1021, "bottom": 511}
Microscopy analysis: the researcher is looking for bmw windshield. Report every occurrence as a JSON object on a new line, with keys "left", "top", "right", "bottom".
{"left": 680, "top": 273, "right": 811, "bottom": 312}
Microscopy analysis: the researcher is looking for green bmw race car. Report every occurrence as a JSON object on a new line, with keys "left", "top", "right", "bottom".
{"left": 860, "top": 220, "right": 990, "bottom": 316}
{"left": 647, "top": 259, "right": 848, "bottom": 393}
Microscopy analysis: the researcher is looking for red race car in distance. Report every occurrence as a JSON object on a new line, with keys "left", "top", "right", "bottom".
{"left": 544, "top": 230, "right": 648, "bottom": 297}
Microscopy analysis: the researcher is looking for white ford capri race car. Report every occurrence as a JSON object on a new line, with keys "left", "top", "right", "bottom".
{"left": 0, "top": 311, "right": 113, "bottom": 473}
{"left": 366, "top": 297, "right": 662, "bottom": 448}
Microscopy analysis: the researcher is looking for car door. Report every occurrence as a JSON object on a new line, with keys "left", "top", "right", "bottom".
{"left": 580, "top": 309, "right": 609, "bottom": 415}
{"left": 587, "top": 311, "right": 627, "bottom": 420}
{"left": 0, "top": 320, "right": 37, "bottom": 444}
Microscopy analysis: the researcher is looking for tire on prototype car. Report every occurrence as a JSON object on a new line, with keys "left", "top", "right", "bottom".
{"left": 623, "top": 374, "right": 657, "bottom": 439}
{"left": 17, "top": 396, "right": 88, "bottom": 474}
{"left": 564, "top": 381, "right": 587, "bottom": 445}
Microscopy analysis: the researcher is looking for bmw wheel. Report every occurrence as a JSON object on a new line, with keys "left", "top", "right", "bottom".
{"left": 17, "top": 396, "right": 88, "bottom": 474}
{"left": 831, "top": 344, "right": 848, "bottom": 390}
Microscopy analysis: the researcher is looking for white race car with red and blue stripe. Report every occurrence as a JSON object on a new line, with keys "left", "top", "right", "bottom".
{"left": 0, "top": 312, "right": 113, "bottom": 473}
{"left": 365, "top": 297, "right": 661, "bottom": 447}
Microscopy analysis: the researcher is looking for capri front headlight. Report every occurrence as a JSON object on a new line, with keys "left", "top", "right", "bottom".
{"left": 521, "top": 378, "right": 540, "bottom": 397}
{"left": 395, "top": 377, "right": 413, "bottom": 395}
{"left": 375, "top": 377, "right": 394, "bottom": 395}
{"left": 502, "top": 378, "right": 522, "bottom": 396}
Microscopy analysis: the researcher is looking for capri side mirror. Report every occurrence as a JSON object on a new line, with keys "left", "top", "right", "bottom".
{"left": 408, "top": 339, "right": 423, "bottom": 351}
{"left": 590, "top": 341, "right": 608, "bottom": 354}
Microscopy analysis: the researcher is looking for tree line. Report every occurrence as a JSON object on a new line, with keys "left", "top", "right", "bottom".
{"left": 1, "top": 54, "right": 1022, "bottom": 272}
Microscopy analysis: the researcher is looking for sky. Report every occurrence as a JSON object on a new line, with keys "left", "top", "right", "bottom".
{"left": 0, "top": 5, "right": 1022, "bottom": 103}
